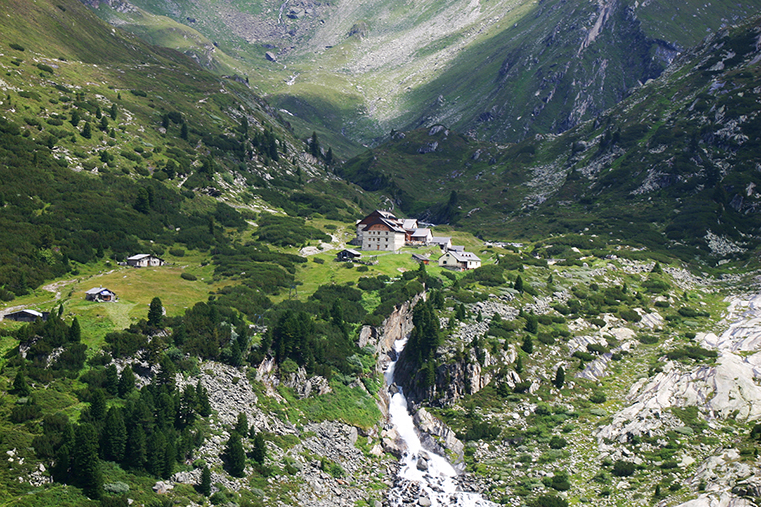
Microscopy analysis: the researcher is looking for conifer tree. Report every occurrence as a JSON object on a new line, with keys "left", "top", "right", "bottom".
{"left": 234, "top": 412, "right": 249, "bottom": 437}
{"left": 73, "top": 423, "right": 103, "bottom": 499}
{"left": 118, "top": 366, "right": 136, "bottom": 397}
{"left": 146, "top": 430, "right": 167, "bottom": 477}
{"left": 70, "top": 109, "right": 80, "bottom": 127}
{"left": 525, "top": 312, "right": 538, "bottom": 334}
{"left": 515, "top": 354, "right": 524, "bottom": 374}
{"left": 12, "top": 368, "right": 31, "bottom": 396}
{"left": 68, "top": 317, "right": 81, "bottom": 342}
{"left": 225, "top": 433, "right": 246, "bottom": 477}
{"left": 521, "top": 335, "right": 534, "bottom": 354}
{"left": 200, "top": 465, "right": 212, "bottom": 496}
{"left": 102, "top": 407, "right": 127, "bottom": 462}
{"left": 109, "top": 103, "right": 117, "bottom": 120}
{"left": 89, "top": 389, "right": 107, "bottom": 422}
{"left": 514, "top": 274, "right": 524, "bottom": 293}
{"left": 178, "top": 384, "right": 198, "bottom": 428}
{"left": 553, "top": 366, "right": 565, "bottom": 389}
{"left": 104, "top": 364, "right": 119, "bottom": 396}
{"left": 81, "top": 121, "right": 92, "bottom": 139}
{"left": 126, "top": 424, "right": 147, "bottom": 469}
{"left": 180, "top": 122, "right": 188, "bottom": 140}
{"left": 148, "top": 297, "right": 163, "bottom": 328}
{"left": 251, "top": 432, "right": 266, "bottom": 464}
{"left": 196, "top": 382, "right": 212, "bottom": 417}
{"left": 309, "top": 131, "right": 320, "bottom": 158}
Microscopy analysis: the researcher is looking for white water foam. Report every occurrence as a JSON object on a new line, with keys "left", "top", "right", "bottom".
{"left": 385, "top": 338, "right": 496, "bottom": 507}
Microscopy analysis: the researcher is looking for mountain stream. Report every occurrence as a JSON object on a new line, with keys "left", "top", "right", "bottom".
{"left": 385, "top": 338, "right": 496, "bottom": 506}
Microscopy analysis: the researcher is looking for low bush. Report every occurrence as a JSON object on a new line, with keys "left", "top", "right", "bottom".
{"left": 612, "top": 460, "right": 635, "bottom": 477}
{"left": 181, "top": 272, "right": 197, "bottom": 281}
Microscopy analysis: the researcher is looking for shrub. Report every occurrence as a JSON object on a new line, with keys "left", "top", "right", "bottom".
{"left": 37, "top": 63, "right": 54, "bottom": 74}
{"left": 549, "top": 436, "right": 567, "bottom": 449}
{"left": 612, "top": 460, "right": 635, "bottom": 477}
{"left": 638, "top": 334, "right": 659, "bottom": 344}
{"left": 169, "top": 248, "right": 185, "bottom": 257}
{"left": 180, "top": 272, "right": 197, "bottom": 281}
{"left": 619, "top": 309, "right": 641, "bottom": 322}
{"left": 513, "top": 381, "right": 531, "bottom": 393}
{"left": 528, "top": 494, "right": 568, "bottom": 507}
{"left": 9, "top": 43, "right": 25, "bottom": 51}
{"left": 589, "top": 391, "right": 607, "bottom": 404}
{"left": 313, "top": 257, "right": 325, "bottom": 264}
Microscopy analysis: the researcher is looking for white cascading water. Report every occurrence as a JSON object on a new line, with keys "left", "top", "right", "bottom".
{"left": 385, "top": 338, "right": 496, "bottom": 507}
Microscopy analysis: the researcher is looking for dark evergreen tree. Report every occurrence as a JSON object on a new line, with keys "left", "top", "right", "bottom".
{"left": 101, "top": 407, "right": 127, "bottom": 462}
{"left": 73, "top": 423, "right": 103, "bottom": 499}
{"left": 514, "top": 274, "right": 524, "bottom": 293}
{"left": 553, "top": 366, "right": 565, "bottom": 389}
{"left": 126, "top": 424, "right": 147, "bottom": 469}
{"left": 89, "top": 389, "right": 107, "bottom": 422}
{"left": 81, "top": 121, "right": 92, "bottom": 139}
{"left": 177, "top": 385, "right": 198, "bottom": 428}
{"left": 224, "top": 433, "right": 246, "bottom": 477}
{"left": 251, "top": 432, "right": 266, "bottom": 464}
{"left": 455, "top": 303, "right": 467, "bottom": 321}
{"left": 180, "top": 122, "right": 188, "bottom": 140}
{"left": 515, "top": 354, "right": 523, "bottom": 374}
{"left": 162, "top": 439, "right": 176, "bottom": 479}
{"left": 521, "top": 335, "right": 534, "bottom": 354}
{"left": 105, "top": 364, "right": 119, "bottom": 396}
{"left": 134, "top": 188, "right": 150, "bottom": 213}
{"left": 148, "top": 297, "right": 163, "bottom": 328}
{"left": 70, "top": 109, "right": 80, "bottom": 127}
{"left": 12, "top": 368, "right": 31, "bottom": 396}
{"left": 146, "top": 430, "right": 167, "bottom": 477}
{"left": 199, "top": 465, "right": 211, "bottom": 496}
{"left": 109, "top": 104, "right": 117, "bottom": 120}
{"left": 68, "top": 317, "right": 81, "bottom": 342}
{"left": 234, "top": 412, "right": 248, "bottom": 437}
{"left": 118, "top": 366, "right": 136, "bottom": 397}
{"left": 196, "top": 382, "right": 212, "bottom": 417}
{"left": 525, "top": 312, "right": 538, "bottom": 334}
{"left": 476, "top": 310, "right": 483, "bottom": 322}
{"left": 99, "top": 115, "right": 109, "bottom": 132}
{"left": 309, "top": 131, "right": 320, "bottom": 158}
{"left": 156, "top": 355, "right": 176, "bottom": 390}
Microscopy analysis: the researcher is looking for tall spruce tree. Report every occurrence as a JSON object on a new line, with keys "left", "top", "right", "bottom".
{"left": 553, "top": 366, "right": 565, "bottom": 389}
{"left": 73, "top": 423, "right": 103, "bottom": 499}
{"left": 251, "top": 432, "right": 266, "bottom": 464}
{"left": 148, "top": 297, "right": 163, "bottom": 328}
{"left": 101, "top": 407, "right": 127, "bottom": 462}
{"left": 225, "top": 433, "right": 246, "bottom": 477}
{"left": 199, "top": 465, "right": 211, "bottom": 496}
{"left": 118, "top": 366, "right": 135, "bottom": 397}
{"left": 68, "top": 317, "right": 81, "bottom": 342}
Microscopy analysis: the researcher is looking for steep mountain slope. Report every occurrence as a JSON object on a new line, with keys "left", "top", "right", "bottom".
{"left": 0, "top": 0, "right": 366, "bottom": 299}
{"left": 340, "top": 16, "right": 761, "bottom": 264}
{"left": 83, "top": 0, "right": 761, "bottom": 148}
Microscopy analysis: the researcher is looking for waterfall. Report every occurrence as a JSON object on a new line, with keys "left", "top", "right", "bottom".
{"left": 385, "top": 338, "right": 496, "bottom": 507}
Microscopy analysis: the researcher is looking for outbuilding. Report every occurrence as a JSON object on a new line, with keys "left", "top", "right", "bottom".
{"left": 85, "top": 287, "right": 117, "bottom": 302}
{"left": 3, "top": 309, "right": 49, "bottom": 322}
{"left": 336, "top": 249, "right": 362, "bottom": 261}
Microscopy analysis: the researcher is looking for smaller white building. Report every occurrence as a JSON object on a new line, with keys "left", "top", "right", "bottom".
{"left": 438, "top": 250, "right": 481, "bottom": 270}
{"left": 126, "top": 254, "right": 166, "bottom": 267}
{"left": 410, "top": 228, "right": 433, "bottom": 245}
